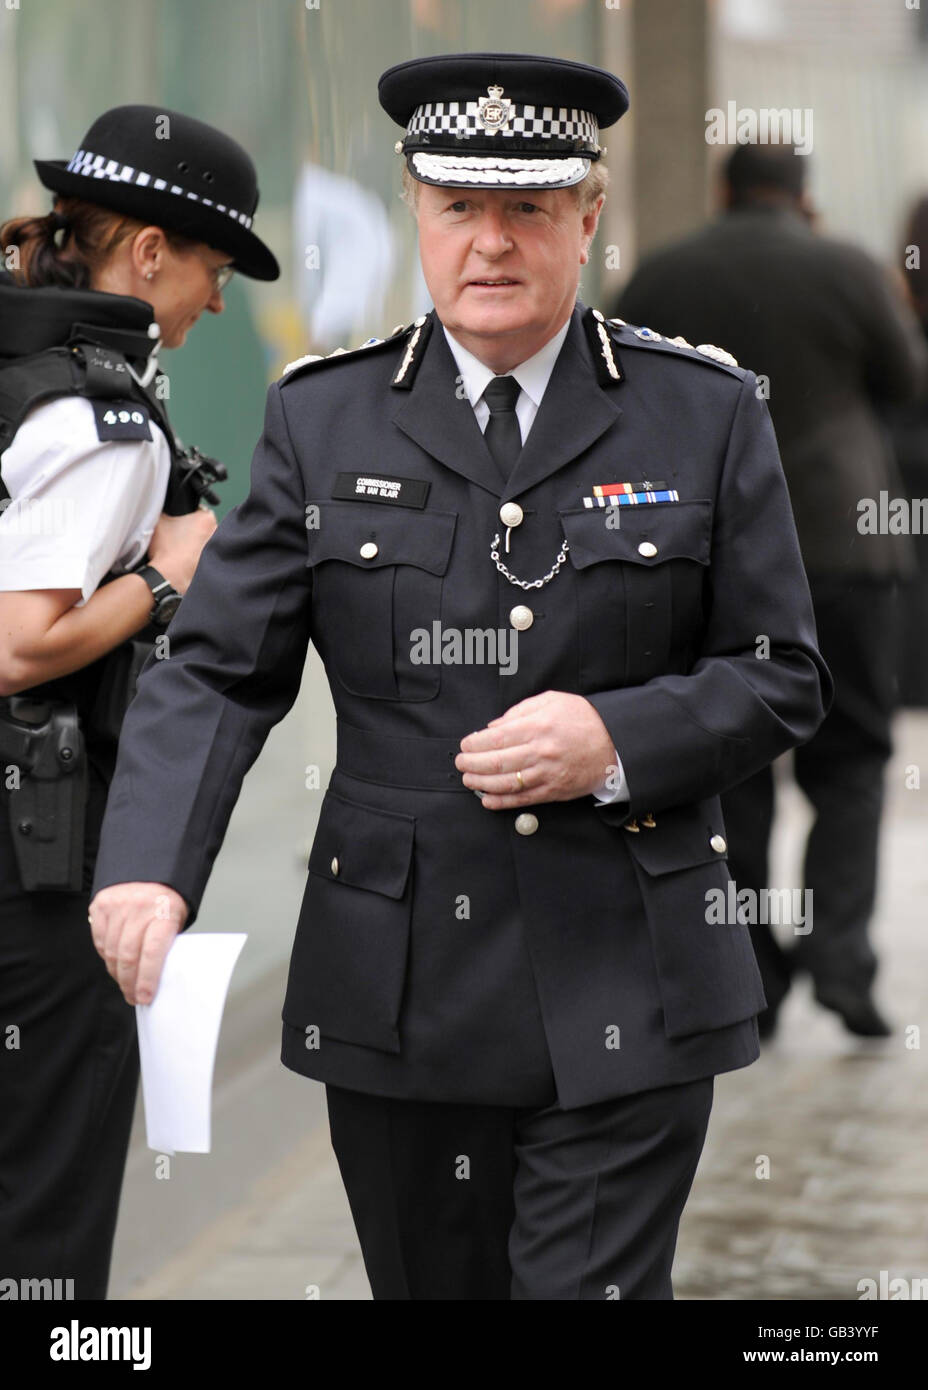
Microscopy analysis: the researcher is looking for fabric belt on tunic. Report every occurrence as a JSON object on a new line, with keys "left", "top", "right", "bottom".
{"left": 335, "top": 719, "right": 472, "bottom": 791}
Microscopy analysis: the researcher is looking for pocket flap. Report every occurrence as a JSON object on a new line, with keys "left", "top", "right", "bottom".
{"left": 621, "top": 801, "right": 728, "bottom": 876}
{"left": 308, "top": 791, "right": 415, "bottom": 898}
{"left": 559, "top": 499, "right": 712, "bottom": 570}
{"left": 305, "top": 500, "right": 457, "bottom": 574}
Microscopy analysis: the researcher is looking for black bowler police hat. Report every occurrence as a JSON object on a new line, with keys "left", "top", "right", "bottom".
{"left": 33, "top": 105, "right": 279, "bottom": 281}
{"left": 379, "top": 51, "right": 629, "bottom": 190}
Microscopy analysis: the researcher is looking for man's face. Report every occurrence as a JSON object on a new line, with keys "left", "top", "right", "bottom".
{"left": 415, "top": 182, "right": 603, "bottom": 370}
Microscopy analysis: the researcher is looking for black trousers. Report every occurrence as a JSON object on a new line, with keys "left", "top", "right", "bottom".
{"left": 325, "top": 1075, "right": 714, "bottom": 1300}
{"left": 0, "top": 766, "right": 138, "bottom": 1301}
{"left": 720, "top": 576, "right": 898, "bottom": 1004}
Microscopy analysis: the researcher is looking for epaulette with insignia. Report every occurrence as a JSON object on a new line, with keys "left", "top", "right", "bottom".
{"left": 582, "top": 306, "right": 625, "bottom": 386}
{"left": 583, "top": 307, "right": 745, "bottom": 380}
{"left": 279, "top": 317, "right": 426, "bottom": 385}
{"left": 389, "top": 312, "right": 433, "bottom": 390}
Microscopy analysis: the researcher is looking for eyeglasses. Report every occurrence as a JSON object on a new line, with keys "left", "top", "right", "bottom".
{"left": 193, "top": 248, "right": 235, "bottom": 292}
{"left": 210, "top": 261, "right": 235, "bottom": 293}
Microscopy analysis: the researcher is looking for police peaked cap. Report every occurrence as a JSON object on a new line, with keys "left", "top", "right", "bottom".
{"left": 34, "top": 105, "right": 279, "bottom": 281}
{"left": 379, "top": 51, "right": 629, "bottom": 190}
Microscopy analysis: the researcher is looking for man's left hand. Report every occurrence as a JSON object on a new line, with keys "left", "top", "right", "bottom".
{"left": 455, "top": 691, "right": 617, "bottom": 808}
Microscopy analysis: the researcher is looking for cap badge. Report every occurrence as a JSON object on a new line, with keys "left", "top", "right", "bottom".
{"left": 477, "top": 84, "right": 513, "bottom": 134}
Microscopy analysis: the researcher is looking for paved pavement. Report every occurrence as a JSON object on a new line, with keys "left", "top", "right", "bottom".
{"left": 108, "top": 703, "right": 928, "bottom": 1302}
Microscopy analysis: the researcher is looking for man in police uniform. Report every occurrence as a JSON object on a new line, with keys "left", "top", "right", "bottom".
{"left": 89, "top": 53, "right": 831, "bottom": 1300}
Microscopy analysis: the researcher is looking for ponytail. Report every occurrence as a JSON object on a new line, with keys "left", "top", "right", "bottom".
{"left": 0, "top": 196, "right": 198, "bottom": 289}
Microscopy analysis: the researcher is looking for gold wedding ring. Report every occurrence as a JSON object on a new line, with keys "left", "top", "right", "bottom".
{"left": 515, "top": 770, "right": 524, "bottom": 791}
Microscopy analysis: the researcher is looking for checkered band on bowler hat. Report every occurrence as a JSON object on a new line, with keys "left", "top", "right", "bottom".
{"left": 33, "top": 104, "right": 279, "bottom": 280}
{"left": 379, "top": 52, "right": 629, "bottom": 190}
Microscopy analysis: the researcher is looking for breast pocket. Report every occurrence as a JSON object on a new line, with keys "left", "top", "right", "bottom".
{"left": 282, "top": 790, "right": 416, "bottom": 1052}
{"left": 305, "top": 500, "right": 457, "bottom": 700}
{"left": 558, "top": 500, "right": 712, "bottom": 687}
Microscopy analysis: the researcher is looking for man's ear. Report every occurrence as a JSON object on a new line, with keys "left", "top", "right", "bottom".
{"left": 579, "top": 194, "right": 605, "bottom": 267}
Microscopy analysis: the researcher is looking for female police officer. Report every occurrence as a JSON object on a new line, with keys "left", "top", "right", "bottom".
{"left": 0, "top": 105, "right": 278, "bottom": 1298}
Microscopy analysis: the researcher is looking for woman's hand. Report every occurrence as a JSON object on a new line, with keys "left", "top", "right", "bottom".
{"left": 88, "top": 881, "right": 189, "bottom": 1005}
{"left": 0, "top": 507, "right": 218, "bottom": 695}
{"left": 149, "top": 506, "right": 217, "bottom": 594}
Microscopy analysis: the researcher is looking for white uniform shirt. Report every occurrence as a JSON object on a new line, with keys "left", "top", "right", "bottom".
{"left": 0, "top": 395, "right": 171, "bottom": 607}
{"left": 443, "top": 323, "right": 629, "bottom": 806}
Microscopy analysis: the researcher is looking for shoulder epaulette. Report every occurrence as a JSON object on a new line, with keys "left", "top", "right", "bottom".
{"left": 279, "top": 315, "right": 431, "bottom": 386}
{"left": 584, "top": 307, "right": 746, "bottom": 381}
{"left": 388, "top": 313, "right": 433, "bottom": 389}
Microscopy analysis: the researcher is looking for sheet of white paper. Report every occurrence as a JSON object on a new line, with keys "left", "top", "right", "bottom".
{"left": 135, "top": 933, "right": 247, "bottom": 1154}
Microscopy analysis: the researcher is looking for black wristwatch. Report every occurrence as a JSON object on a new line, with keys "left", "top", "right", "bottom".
{"left": 133, "top": 563, "right": 182, "bottom": 627}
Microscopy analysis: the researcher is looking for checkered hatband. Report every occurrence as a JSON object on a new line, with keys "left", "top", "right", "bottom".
{"left": 403, "top": 100, "right": 601, "bottom": 156}
{"left": 64, "top": 149, "right": 255, "bottom": 229}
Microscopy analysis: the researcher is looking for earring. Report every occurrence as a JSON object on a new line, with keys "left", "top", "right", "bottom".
{"left": 146, "top": 271, "right": 155, "bottom": 281}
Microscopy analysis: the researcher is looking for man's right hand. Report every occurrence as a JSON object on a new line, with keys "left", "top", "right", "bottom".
{"left": 88, "top": 881, "right": 189, "bottom": 1006}
{"left": 149, "top": 507, "right": 217, "bottom": 594}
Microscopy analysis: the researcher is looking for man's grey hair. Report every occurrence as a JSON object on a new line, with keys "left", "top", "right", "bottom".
{"left": 400, "top": 161, "right": 609, "bottom": 212}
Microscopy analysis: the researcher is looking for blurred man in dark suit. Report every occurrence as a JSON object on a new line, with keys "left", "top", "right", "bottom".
{"left": 889, "top": 194, "right": 928, "bottom": 707}
{"left": 615, "top": 143, "right": 928, "bottom": 1038}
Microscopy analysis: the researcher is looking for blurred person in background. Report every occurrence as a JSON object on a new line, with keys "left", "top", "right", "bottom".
{"left": 888, "top": 195, "right": 928, "bottom": 707}
{"left": 0, "top": 104, "right": 278, "bottom": 1298}
{"left": 614, "top": 143, "right": 928, "bottom": 1039}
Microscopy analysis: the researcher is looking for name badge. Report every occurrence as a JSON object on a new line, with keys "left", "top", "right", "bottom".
{"left": 331, "top": 472, "right": 430, "bottom": 509}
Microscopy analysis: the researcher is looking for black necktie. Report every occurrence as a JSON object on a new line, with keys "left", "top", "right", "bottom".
{"left": 482, "top": 375, "right": 522, "bottom": 481}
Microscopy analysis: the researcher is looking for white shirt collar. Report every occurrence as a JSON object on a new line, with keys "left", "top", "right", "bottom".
{"left": 442, "top": 317, "right": 572, "bottom": 412}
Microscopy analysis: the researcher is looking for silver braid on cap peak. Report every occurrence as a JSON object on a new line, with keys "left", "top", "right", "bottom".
{"left": 410, "top": 152, "right": 589, "bottom": 185}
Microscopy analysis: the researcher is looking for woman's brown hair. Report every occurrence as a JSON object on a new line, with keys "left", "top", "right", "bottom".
{"left": 0, "top": 195, "right": 198, "bottom": 290}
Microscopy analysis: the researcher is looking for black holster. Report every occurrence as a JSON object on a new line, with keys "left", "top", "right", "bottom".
{"left": 0, "top": 697, "right": 87, "bottom": 891}
{"left": 87, "top": 636, "right": 156, "bottom": 744}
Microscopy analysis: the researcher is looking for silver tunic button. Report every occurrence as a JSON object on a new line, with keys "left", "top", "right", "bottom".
{"left": 499, "top": 502, "right": 524, "bottom": 528}
{"left": 709, "top": 834, "right": 727, "bottom": 854}
{"left": 638, "top": 540, "right": 658, "bottom": 558}
{"left": 330, "top": 856, "right": 340, "bottom": 875}
{"left": 359, "top": 542, "right": 379, "bottom": 560}
{"left": 515, "top": 813, "right": 538, "bottom": 836}
{"left": 509, "top": 605, "right": 534, "bottom": 630}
